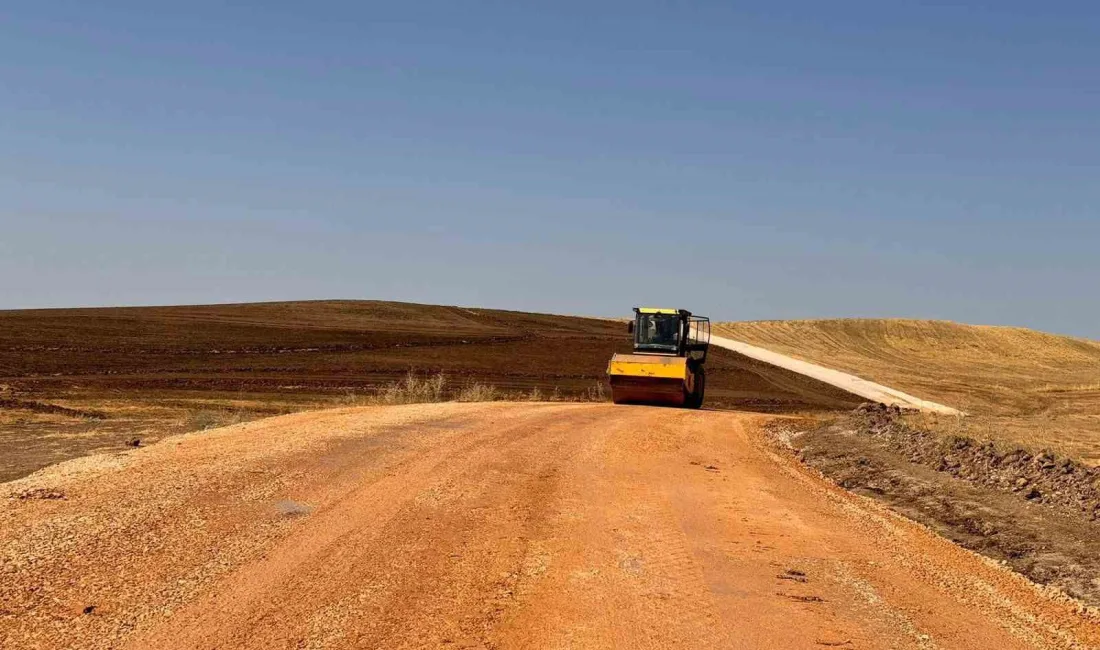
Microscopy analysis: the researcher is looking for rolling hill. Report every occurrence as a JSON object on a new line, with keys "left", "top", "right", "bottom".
{"left": 0, "top": 300, "right": 861, "bottom": 482}
{"left": 717, "top": 319, "right": 1100, "bottom": 462}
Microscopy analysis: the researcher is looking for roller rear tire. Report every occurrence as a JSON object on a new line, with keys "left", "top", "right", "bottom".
{"left": 685, "top": 368, "right": 706, "bottom": 409}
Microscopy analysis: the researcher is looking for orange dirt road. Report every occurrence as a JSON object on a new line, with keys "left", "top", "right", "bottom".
{"left": 2, "top": 403, "right": 1097, "bottom": 649}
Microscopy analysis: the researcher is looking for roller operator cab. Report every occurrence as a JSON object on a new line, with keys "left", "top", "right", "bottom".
{"left": 606, "top": 308, "right": 711, "bottom": 408}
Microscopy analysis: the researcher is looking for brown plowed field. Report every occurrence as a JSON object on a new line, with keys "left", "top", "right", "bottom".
{"left": 3, "top": 403, "right": 1095, "bottom": 649}
{"left": 0, "top": 301, "right": 861, "bottom": 482}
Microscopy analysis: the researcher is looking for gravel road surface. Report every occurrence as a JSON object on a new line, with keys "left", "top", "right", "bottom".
{"left": 2, "top": 403, "right": 1093, "bottom": 649}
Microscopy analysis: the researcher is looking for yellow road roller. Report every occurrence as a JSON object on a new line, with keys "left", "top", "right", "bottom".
{"left": 607, "top": 308, "right": 711, "bottom": 408}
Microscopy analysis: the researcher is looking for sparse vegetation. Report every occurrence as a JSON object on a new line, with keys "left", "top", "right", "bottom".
{"left": 454, "top": 381, "right": 501, "bottom": 403}
{"left": 183, "top": 408, "right": 250, "bottom": 432}
{"left": 374, "top": 371, "right": 449, "bottom": 405}
{"left": 335, "top": 371, "right": 611, "bottom": 406}
{"left": 584, "top": 380, "right": 607, "bottom": 402}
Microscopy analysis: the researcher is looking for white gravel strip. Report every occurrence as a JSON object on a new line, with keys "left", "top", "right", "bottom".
{"left": 709, "top": 334, "right": 964, "bottom": 416}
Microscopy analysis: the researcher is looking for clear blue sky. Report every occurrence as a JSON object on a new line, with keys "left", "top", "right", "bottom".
{"left": 2, "top": 2, "right": 1098, "bottom": 337}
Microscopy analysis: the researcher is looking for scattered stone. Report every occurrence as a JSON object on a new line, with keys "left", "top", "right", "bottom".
{"left": 947, "top": 436, "right": 971, "bottom": 451}
{"left": 275, "top": 499, "right": 314, "bottom": 517}
{"left": 779, "top": 592, "right": 824, "bottom": 603}
{"left": 14, "top": 488, "right": 65, "bottom": 501}
{"left": 618, "top": 556, "right": 644, "bottom": 576}
{"left": 127, "top": 438, "right": 142, "bottom": 448}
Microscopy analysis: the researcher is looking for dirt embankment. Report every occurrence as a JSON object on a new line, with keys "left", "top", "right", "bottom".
{"left": 0, "top": 398, "right": 105, "bottom": 420}
{"left": 779, "top": 404, "right": 1100, "bottom": 606}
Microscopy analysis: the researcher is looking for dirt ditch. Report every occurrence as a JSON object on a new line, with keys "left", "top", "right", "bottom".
{"left": 773, "top": 404, "right": 1100, "bottom": 606}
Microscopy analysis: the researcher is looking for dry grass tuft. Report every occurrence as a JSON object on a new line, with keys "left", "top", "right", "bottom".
{"left": 337, "top": 372, "right": 610, "bottom": 407}
{"left": 454, "top": 382, "right": 501, "bottom": 403}
{"left": 183, "top": 409, "right": 250, "bottom": 432}
{"left": 376, "top": 371, "right": 449, "bottom": 405}
{"left": 584, "top": 380, "right": 608, "bottom": 402}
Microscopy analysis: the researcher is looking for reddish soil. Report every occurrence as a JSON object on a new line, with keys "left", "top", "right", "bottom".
{"left": 2, "top": 403, "right": 1095, "bottom": 649}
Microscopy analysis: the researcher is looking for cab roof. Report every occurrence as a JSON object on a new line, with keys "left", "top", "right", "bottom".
{"left": 635, "top": 307, "right": 691, "bottom": 316}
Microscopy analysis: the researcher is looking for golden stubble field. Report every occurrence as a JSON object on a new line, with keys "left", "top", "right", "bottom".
{"left": 717, "top": 318, "right": 1100, "bottom": 463}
